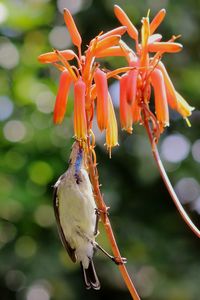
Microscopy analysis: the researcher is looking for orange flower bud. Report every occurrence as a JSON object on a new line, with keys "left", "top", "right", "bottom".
{"left": 119, "top": 74, "right": 133, "bottom": 133}
{"left": 95, "top": 35, "right": 121, "bottom": 54}
{"left": 106, "top": 94, "right": 119, "bottom": 157}
{"left": 151, "top": 69, "right": 169, "bottom": 127}
{"left": 114, "top": 5, "right": 138, "bottom": 41}
{"left": 150, "top": 9, "right": 166, "bottom": 34}
{"left": 63, "top": 8, "right": 82, "bottom": 47}
{"left": 148, "top": 42, "right": 183, "bottom": 53}
{"left": 99, "top": 26, "right": 127, "bottom": 40}
{"left": 74, "top": 79, "right": 87, "bottom": 140}
{"left": 38, "top": 50, "right": 75, "bottom": 64}
{"left": 53, "top": 70, "right": 72, "bottom": 124}
{"left": 156, "top": 62, "right": 178, "bottom": 110}
{"left": 95, "top": 46, "right": 126, "bottom": 58}
{"left": 175, "top": 91, "right": 194, "bottom": 118}
{"left": 94, "top": 68, "right": 109, "bottom": 131}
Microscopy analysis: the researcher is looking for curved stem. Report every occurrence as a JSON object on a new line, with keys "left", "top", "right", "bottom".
{"left": 143, "top": 114, "right": 200, "bottom": 238}
{"left": 87, "top": 145, "right": 140, "bottom": 300}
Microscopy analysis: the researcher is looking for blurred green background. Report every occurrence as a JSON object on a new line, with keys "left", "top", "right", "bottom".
{"left": 0, "top": 0, "right": 200, "bottom": 299}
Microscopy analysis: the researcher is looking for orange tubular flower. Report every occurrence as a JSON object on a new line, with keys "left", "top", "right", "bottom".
{"left": 151, "top": 69, "right": 169, "bottom": 129}
{"left": 74, "top": 79, "right": 87, "bottom": 140}
{"left": 106, "top": 94, "right": 118, "bottom": 157}
{"left": 94, "top": 35, "right": 121, "bottom": 54}
{"left": 98, "top": 26, "right": 127, "bottom": 40}
{"left": 148, "top": 42, "right": 183, "bottom": 53}
{"left": 150, "top": 9, "right": 166, "bottom": 34}
{"left": 38, "top": 50, "right": 76, "bottom": 64}
{"left": 54, "top": 70, "right": 72, "bottom": 124}
{"left": 156, "top": 61, "right": 178, "bottom": 109}
{"left": 126, "top": 59, "right": 139, "bottom": 104}
{"left": 114, "top": 5, "right": 138, "bottom": 41}
{"left": 63, "top": 9, "right": 82, "bottom": 48}
{"left": 120, "top": 74, "right": 133, "bottom": 133}
{"left": 94, "top": 68, "right": 109, "bottom": 131}
{"left": 95, "top": 46, "right": 126, "bottom": 58}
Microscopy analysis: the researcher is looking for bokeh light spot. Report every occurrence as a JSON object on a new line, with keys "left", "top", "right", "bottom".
{"left": 192, "top": 139, "right": 200, "bottom": 163}
{"left": 3, "top": 120, "right": 26, "bottom": 142}
{"left": 0, "top": 96, "right": 14, "bottom": 121}
{"left": 0, "top": 40, "right": 19, "bottom": 69}
{"left": 0, "top": 222, "right": 17, "bottom": 246}
{"left": 136, "top": 265, "right": 158, "bottom": 298}
{"left": 0, "top": 199, "right": 24, "bottom": 222}
{"left": 5, "top": 270, "right": 26, "bottom": 291}
{"left": 0, "top": 3, "right": 8, "bottom": 23}
{"left": 49, "top": 26, "right": 71, "bottom": 49}
{"left": 36, "top": 91, "right": 54, "bottom": 114}
{"left": 160, "top": 134, "right": 190, "bottom": 163}
{"left": 175, "top": 177, "right": 200, "bottom": 204}
{"left": 4, "top": 150, "right": 26, "bottom": 171}
{"left": 191, "top": 196, "right": 200, "bottom": 214}
{"left": 15, "top": 236, "right": 37, "bottom": 258}
{"left": 34, "top": 204, "right": 55, "bottom": 227}
{"left": 57, "top": 0, "right": 83, "bottom": 14}
{"left": 28, "top": 161, "right": 53, "bottom": 185}
{"left": 26, "top": 283, "right": 51, "bottom": 300}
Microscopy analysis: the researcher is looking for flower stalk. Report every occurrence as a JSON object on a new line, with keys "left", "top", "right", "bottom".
{"left": 143, "top": 110, "right": 200, "bottom": 238}
{"left": 86, "top": 137, "right": 140, "bottom": 300}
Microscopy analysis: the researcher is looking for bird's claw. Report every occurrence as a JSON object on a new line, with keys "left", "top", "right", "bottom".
{"left": 112, "top": 256, "right": 127, "bottom": 265}
{"left": 95, "top": 207, "right": 110, "bottom": 216}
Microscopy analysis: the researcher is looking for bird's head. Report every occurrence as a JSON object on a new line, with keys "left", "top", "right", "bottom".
{"left": 68, "top": 141, "right": 85, "bottom": 171}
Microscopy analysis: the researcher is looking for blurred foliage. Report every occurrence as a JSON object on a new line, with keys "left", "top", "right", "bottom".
{"left": 0, "top": 1, "right": 200, "bottom": 300}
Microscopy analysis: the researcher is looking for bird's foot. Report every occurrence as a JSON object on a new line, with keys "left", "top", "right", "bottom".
{"left": 111, "top": 256, "right": 127, "bottom": 265}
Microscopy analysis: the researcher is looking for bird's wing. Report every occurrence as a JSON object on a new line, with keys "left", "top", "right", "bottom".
{"left": 53, "top": 185, "right": 76, "bottom": 263}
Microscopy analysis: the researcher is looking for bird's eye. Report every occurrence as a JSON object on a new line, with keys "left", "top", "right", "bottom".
{"left": 68, "top": 158, "right": 72, "bottom": 165}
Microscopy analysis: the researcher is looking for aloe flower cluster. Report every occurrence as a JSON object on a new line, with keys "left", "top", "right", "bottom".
{"left": 114, "top": 6, "right": 194, "bottom": 141}
{"left": 38, "top": 6, "right": 194, "bottom": 152}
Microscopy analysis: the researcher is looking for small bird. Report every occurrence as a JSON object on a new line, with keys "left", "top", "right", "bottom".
{"left": 53, "top": 141, "right": 101, "bottom": 290}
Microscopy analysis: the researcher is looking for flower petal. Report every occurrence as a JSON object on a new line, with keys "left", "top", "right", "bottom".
{"left": 74, "top": 79, "right": 87, "bottom": 140}
{"left": 94, "top": 68, "right": 108, "bottom": 131}
{"left": 156, "top": 62, "right": 178, "bottom": 109}
{"left": 126, "top": 59, "right": 139, "bottom": 104}
{"left": 148, "top": 42, "right": 183, "bottom": 53}
{"left": 106, "top": 93, "right": 119, "bottom": 157}
{"left": 38, "top": 50, "right": 75, "bottom": 64}
{"left": 53, "top": 70, "right": 72, "bottom": 124}
{"left": 150, "top": 9, "right": 166, "bottom": 34}
{"left": 119, "top": 74, "right": 133, "bottom": 133}
{"left": 175, "top": 91, "right": 195, "bottom": 118}
{"left": 94, "top": 35, "right": 121, "bottom": 54}
{"left": 114, "top": 5, "right": 138, "bottom": 41}
{"left": 63, "top": 8, "right": 82, "bottom": 47}
{"left": 151, "top": 69, "right": 169, "bottom": 127}
{"left": 95, "top": 46, "right": 126, "bottom": 58}
{"left": 98, "top": 26, "right": 127, "bottom": 40}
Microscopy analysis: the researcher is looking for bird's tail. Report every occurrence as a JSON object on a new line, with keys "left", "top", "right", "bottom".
{"left": 80, "top": 259, "right": 100, "bottom": 290}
